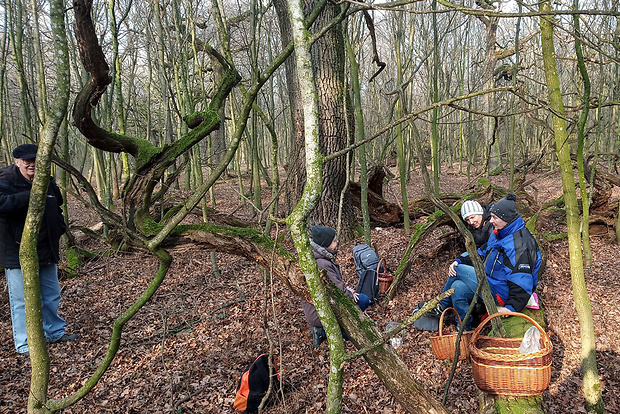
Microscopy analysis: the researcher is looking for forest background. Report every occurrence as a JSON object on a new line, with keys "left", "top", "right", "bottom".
{"left": 0, "top": 0, "right": 619, "bottom": 412}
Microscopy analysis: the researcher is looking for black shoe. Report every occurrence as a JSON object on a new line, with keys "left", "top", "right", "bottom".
{"left": 413, "top": 302, "right": 444, "bottom": 318}
{"left": 426, "top": 304, "right": 445, "bottom": 318}
{"left": 309, "top": 326, "right": 326, "bottom": 349}
{"left": 18, "top": 351, "right": 30, "bottom": 357}
{"left": 51, "top": 333, "right": 79, "bottom": 343}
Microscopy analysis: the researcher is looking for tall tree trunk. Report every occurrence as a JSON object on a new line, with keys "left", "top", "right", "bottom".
{"left": 539, "top": 4, "right": 603, "bottom": 412}
{"left": 308, "top": 2, "right": 354, "bottom": 235}
{"left": 394, "top": 15, "right": 410, "bottom": 233}
{"left": 286, "top": 0, "right": 346, "bottom": 411}
{"left": 273, "top": 0, "right": 306, "bottom": 213}
{"left": 430, "top": 0, "right": 440, "bottom": 195}
{"left": 573, "top": 1, "right": 592, "bottom": 266}
{"left": 23, "top": 0, "right": 70, "bottom": 410}
{"left": 29, "top": 0, "right": 47, "bottom": 127}
{"left": 7, "top": 0, "right": 35, "bottom": 139}
{"left": 275, "top": 0, "right": 354, "bottom": 236}
{"left": 345, "top": 22, "right": 370, "bottom": 244}
{"left": 477, "top": 10, "right": 499, "bottom": 175}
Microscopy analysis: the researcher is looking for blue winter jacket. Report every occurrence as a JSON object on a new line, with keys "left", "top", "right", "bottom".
{"left": 456, "top": 216, "right": 541, "bottom": 312}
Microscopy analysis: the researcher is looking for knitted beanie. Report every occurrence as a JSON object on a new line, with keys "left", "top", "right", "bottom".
{"left": 490, "top": 193, "right": 518, "bottom": 224}
{"left": 311, "top": 225, "right": 336, "bottom": 248}
{"left": 461, "top": 200, "right": 484, "bottom": 220}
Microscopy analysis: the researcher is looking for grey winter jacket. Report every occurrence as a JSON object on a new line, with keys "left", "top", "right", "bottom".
{"left": 301, "top": 242, "right": 354, "bottom": 327}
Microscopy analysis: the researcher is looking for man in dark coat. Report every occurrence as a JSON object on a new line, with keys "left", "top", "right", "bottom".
{"left": 301, "top": 225, "right": 370, "bottom": 348}
{"left": 1, "top": 144, "right": 78, "bottom": 355}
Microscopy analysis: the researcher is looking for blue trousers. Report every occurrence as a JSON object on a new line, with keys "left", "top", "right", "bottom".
{"left": 6, "top": 265, "right": 66, "bottom": 353}
{"left": 439, "top": 264, "right": 478, "bottom": 330}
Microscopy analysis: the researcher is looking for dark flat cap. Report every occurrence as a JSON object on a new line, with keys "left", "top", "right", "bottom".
{"left": 13, "top": 144, "right": 38, "bottom": 160}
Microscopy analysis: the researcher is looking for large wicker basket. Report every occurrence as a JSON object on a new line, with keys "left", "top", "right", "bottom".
{"left": 469, "top": 312, "right": 552, "bottom": 396}
{"left": 430, "top": 307, "right": 473, "bottom": 360}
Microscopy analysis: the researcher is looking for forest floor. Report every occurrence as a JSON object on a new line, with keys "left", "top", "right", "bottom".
{"left": 1, "top": 164, "right": 620, "bottom": 414}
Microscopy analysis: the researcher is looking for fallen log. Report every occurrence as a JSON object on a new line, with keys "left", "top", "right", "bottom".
{"left": 349, "top": 181, "right": 403, "bottom": 224}
{"left": 326, "top": 282, "right": 449, "bottom": 414}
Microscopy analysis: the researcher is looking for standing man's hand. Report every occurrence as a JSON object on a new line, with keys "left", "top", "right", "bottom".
{"left": 448, "top": 261, "right": 459, "bottom": 277}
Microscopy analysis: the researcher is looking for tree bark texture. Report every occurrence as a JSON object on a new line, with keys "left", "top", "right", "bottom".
{"left": 274, "top": 0, "right": 354, "bottom": 235}
{"left": 539, "top": 4, "right": 604, "bottom": 412}
{"left": 22, "top": 0, "right": 71, "bottom": 409}
{"left": 308, "top": 1, "right": 354, "bottom": 234}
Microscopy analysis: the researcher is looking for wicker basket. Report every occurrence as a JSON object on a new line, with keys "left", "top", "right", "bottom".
{"left": 377, "top": 259, "right": 393, "bottom": 294}
{"left": 430, "top": 308, "right": 473, "bottom": 360}
{"left": 469, "top": 312, "right": 553, "bottom": 396}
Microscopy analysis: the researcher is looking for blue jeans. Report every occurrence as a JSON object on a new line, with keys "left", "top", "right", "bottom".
{"left": 319, "top": 293, "right": 370, "bottom": 340}
{"left": 439, "top": 264, "right": 478, "bottom": 330}
{"left": 6, "top": 265, "right": 66, "bottom": 353}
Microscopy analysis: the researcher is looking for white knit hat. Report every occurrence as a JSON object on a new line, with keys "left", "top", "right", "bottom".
{"left": 461, "top": 200, "right": 484, "bottom": 220}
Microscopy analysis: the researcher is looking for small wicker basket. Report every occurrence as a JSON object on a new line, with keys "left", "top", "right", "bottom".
{"left": 469, "top": 312, "right": 552, "bottom": 396}
{"left": 377, "top": 259, "right": 393, "bottom": 295}
{"left": 430, "top": 308, "right": 473, "bottom": 360}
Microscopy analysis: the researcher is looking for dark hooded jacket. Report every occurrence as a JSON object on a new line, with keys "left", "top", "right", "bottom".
{"left": 468, "top": 204, "right": 494, "bottom": 249}
{"left": 301, "top": 242, "right": 354, "bottom": 327}
{"left": 0, "top": 164, "right": 66, "bottom": 268}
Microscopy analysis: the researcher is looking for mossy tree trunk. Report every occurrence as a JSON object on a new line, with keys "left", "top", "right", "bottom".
{"left": 20, "top": 0, "right": 71, "bottom": 411}
{"left": 573, "top": 0, "right": 593, "bottom": 267}
{"left": 539, "top": 4, "right": 603, "bottom": 412}
{"left": 286, "top": 0, "right": 346, "bottom": 411}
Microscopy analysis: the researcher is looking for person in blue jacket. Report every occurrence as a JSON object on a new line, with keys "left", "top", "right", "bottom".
{"left": 427, "top": 193, "right": 541, "bottom": 330}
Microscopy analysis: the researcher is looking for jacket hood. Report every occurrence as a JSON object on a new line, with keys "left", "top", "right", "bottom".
{"left": 311, "top": 241, "right": 337, "bottom": 262}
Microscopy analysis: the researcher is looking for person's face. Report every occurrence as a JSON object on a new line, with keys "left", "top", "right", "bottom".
{"left": 15, "top": 158, "right": 36, "bottom": 181}
{"left": 490, "top": 213, "right": 508, "bottom": 230}
{"left": 327, "top": 237, "right": 338, "bottom": 251}
{"left": 466, "top": 214, "right": 483, "bottom": 229}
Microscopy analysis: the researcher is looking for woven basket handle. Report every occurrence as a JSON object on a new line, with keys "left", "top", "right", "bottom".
{"left": 471, "top": 311, "right": 552, "bottom": 348}
{"left": 438, "top": 307, "right": 462, "bottom": 337}
{"left": 376, "top": 258, "right": 386, "bottom": 276}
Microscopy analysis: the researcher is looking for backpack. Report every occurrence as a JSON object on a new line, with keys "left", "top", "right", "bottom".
{"left": 233, "top": 353, "right": 280, "bottom": 413}
{"left": 353, "top": 244, "right": 384, "bottom": 303}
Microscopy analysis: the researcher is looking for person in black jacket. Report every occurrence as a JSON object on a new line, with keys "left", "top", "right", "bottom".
{"left": 460, "top": 199, "right": 493, "bottom": 249}
{"left": 1, "top": 144, "right": 78, "bottom": 355}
